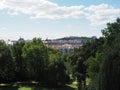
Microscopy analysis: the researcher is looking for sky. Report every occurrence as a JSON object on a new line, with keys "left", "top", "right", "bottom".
{"left": 0, "top": 0, "right": 120, "bottom": 41}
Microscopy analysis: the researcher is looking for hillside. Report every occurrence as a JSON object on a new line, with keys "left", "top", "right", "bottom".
{"left": 55, "top": 36, "right": 95, "bottom": 41}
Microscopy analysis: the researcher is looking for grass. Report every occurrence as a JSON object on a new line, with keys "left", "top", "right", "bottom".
{"left": 0, "top": 83, "right": 77, "bottom": 90}
{"left": 18, "top": 87, "right": 31, "bottom": 90}
{"left": 66, "top": 84, "right": 77, "bottom": 89}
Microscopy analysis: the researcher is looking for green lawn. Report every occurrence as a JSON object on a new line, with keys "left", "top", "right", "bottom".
{"left": 0, "top": 83, "right": 77, "bottom": 90}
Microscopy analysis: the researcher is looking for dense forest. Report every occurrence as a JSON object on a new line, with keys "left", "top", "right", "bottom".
{"left": 0, "top": 18, "right": 120, "bottom": 90}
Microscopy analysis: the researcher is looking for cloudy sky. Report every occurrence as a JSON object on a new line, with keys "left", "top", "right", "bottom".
{"left": 0, "top": 0, "right": 120, "bottom": 40}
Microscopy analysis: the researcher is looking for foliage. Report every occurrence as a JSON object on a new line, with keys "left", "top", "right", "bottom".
{"left": 87, "top": 18, "right": 120, "bottom": 90}
{"left": 22, "top": 38, "right": 48, "bottom": 81}
{"left": 0, "top": 38, "right": 69, "bottom": 87}
{"left": 11, "top": 41, "right": 27, "bottom": 81}
{"left": 99, "top": 19, "right": 120, "bottom": 90}
{"left": 45, "top": 47, "right": 69, "bottom": 87}
{"left": 0, "top": 40, "right": 15, "bottom": 82}
{"left": 69, "top": 37, "right": 104, "bottom": 90}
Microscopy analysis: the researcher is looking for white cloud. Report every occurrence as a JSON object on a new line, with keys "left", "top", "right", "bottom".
{"left": 85, "top": 4, "right": 120, "bottom": 25}
{"left": 0, "top": 0, "right": 120, "bottom": 25}
{"left": 0, "top": 0, "right": 85, "bottom": 19}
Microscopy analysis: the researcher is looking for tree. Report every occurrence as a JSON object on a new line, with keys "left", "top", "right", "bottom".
{"left": 85, "top": 18, "right": 120, "bottom": 90}
{"left": 0, "top": 40, "right": 15, "bottom": 82}
{"left": 87, "top": 53, "right": 104, "bottom": 90}
{"left": 44, "top": 47, "right": 68, "bottom": 87}
{"left": 70, "top": 37, "right": 104, "bottom": 90}
{"left": 11, "top": 41, "right": 27, "bottom": 81}
{"left": 99, "top": 18, "right": 120, "bottom": 90}
{"left": 46, "top": 59, "right": 67, "bottom": 87}
{"left": 102, "top": 18, "right": 120, "bottom": 46}
{"left": 22, "top": 38, "right": 49, "bottom": 81}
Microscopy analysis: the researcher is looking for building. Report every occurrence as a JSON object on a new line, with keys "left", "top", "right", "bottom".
{"left": 9, "top": 36, "right": 94, "bottom": 53}
{"left": 44, "top": 38, "right": 85, "bottom": 53}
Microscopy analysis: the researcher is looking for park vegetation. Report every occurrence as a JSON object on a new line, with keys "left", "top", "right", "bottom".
{"left": 0, "top": 18, "right": 120, "bottom": 90}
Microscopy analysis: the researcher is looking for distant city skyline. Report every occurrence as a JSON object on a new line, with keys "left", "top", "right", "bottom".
{"left": 0, "top": 0, "right": 120, "bottom": 40}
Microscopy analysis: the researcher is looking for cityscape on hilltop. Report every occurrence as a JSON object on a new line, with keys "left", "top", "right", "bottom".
{"left": 8, "top": 36, "right": 97, "bottom": 53}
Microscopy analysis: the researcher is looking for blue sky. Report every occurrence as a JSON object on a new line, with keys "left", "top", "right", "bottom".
{"left": 0, "top": 0, "right": 120, "bottom": 40}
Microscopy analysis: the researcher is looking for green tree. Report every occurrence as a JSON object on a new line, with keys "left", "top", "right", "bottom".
{"left": 22, "top": 38, "right": 48, "bottom": 81}
{"left": 46, "top": 59, "right": 67, "bottom": 87}
{"left": 11, "top": 41, "right": 27, "bottom": 81}
{"left": 71, "top": 37, "right": 104, "bottom": 90}
{"left": 45, "top": 47, "right": 68, "bottom": 87}
{"left": 0, "top": 40, "right": 15, "bottom": 82}
{"left": 99, "top": 18, "right": 120, "bottom": 90}
{"left": 87, "top": 18, "right": 120, "bottom": 90}
{"left": 87, "top": 53, "right": 104, "bottom": 90}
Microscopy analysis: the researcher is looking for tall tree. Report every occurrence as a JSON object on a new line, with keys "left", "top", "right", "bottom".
{"left": 44, "top": 47, "right": 68, "bottom": 87}
{"left": 71, "top": 37, "right": 104, "bottom": 90}
{"left": 0, "top": 40, "right": 15, "bottom": 82}
{"left": 11, "top": 41, "right": 27, "bottom": 81}
{"left": 99, "top": 18, "right": 120, "bottom": 90}
{"left": 87, "top": 18, "right": 120, "bottom": 90}
{"left": 22, "top": 38, "right": 48, "bottom": 81}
